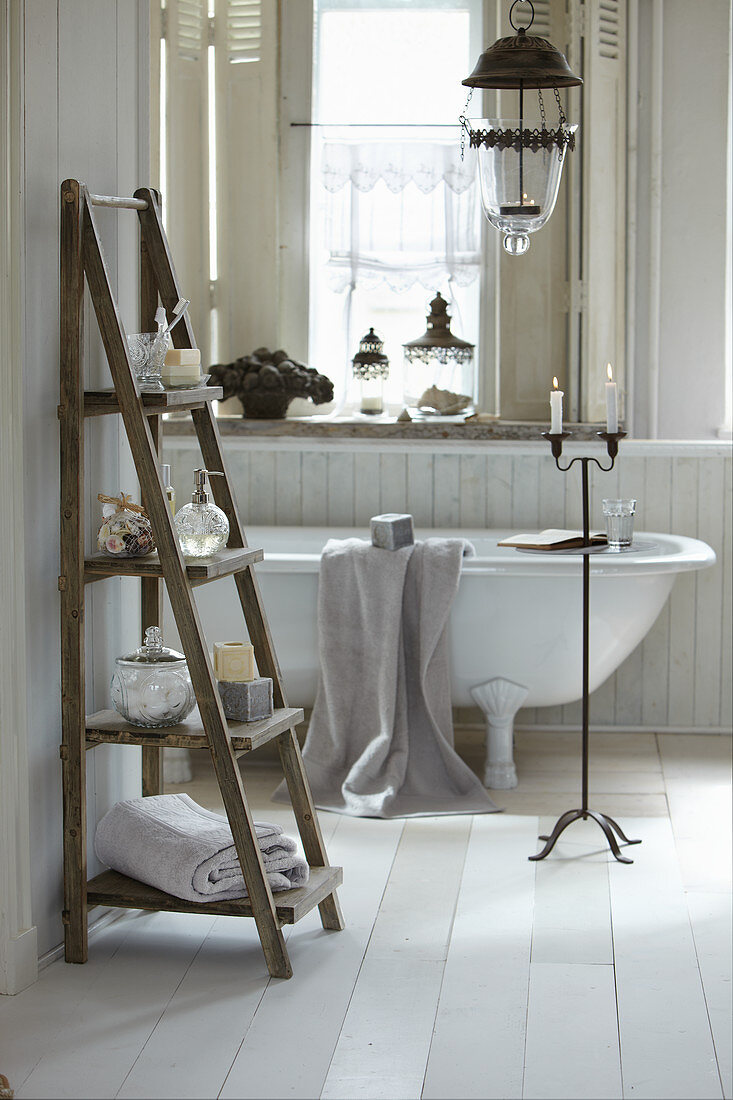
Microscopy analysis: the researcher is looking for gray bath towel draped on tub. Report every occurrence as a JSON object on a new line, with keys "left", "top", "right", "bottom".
{"left": 276, "top": 537, "right": 497, "bottom": 818}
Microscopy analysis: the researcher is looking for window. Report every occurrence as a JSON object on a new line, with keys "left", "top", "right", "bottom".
{"left": 307, "top": 0, "right": 484, "bottom": 414}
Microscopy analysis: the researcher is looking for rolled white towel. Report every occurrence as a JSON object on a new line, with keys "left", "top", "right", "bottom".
{"left": 95, "top": 793, "right": 309, "bottom": 903}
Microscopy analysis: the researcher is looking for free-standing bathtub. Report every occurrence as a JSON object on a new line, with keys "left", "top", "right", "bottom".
{"left": 183, "top": 527, "right": 715, "bottom": 788}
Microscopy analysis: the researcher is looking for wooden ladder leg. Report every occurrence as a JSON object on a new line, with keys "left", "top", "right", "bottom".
{"left": 140, "top": 573, "right": 163, "bottom": 796}
{"left": 140, "top": 240, "right": 163, "bottom": 797}
{"left": 208, "top": 731, "right": 294, "bottom": 979}
{"left": 59, "top": 179, "right": 88, "bottom": 962}
{"left": 168, "top": 578, "right": 293, "bottom": 978}
{"left": 190, "top": 404, "right": 344, "bottom": 926}
{"left": 277, "top": 729, "right": 345, "bottom": 931}
{"left": 140, "top": 411, "right": 164, "bottom": 796}
{"left": 190, "top": 403, "right": 344, "bottom": 931}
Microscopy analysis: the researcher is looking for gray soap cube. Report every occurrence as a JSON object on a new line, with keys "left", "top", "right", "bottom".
{"left": 217, "top": 677, "right": 274, "bottom": 722}
{"left": 370, "top": 513, "right": 415, "bottom": 550}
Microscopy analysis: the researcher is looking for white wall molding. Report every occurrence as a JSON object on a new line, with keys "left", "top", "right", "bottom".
{"left": 0, "top": 0, "right": 37, "bottom": 996}
{"left": 167, "top": 431, "right": 732, "bottom": 459}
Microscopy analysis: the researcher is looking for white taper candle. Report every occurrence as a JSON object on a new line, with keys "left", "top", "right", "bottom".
{"left": 550, "top": 377, "right": 564, "bottom": 434}
{"left": 605, "top": 363, "right": 618, "bottom": 433}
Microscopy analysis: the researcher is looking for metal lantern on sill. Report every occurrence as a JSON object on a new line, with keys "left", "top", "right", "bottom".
{"left": 403, "top": 292, "right": 475, "bottom": 417}
{"left": 461, "top": 0, "right": 582, "bottom": 256}
{"left": 352, "top": 328, "right": 389, "bottom": 415}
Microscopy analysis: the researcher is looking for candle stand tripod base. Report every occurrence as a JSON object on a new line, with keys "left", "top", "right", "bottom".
{"left": 529, "top": 431, "right": 642, "bottom": 864}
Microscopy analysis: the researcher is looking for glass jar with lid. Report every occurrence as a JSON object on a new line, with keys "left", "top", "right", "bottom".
{"left": 110, "top": 626, "right": 196, "bottom": 727}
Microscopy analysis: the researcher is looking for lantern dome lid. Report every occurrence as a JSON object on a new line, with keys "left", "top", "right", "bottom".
{"left": 403, "top": 293, "right": 474, "bottom": 356}
{"left": 352, "top": 327, "right": 389, "bottom": 381}
{"left": 353, "top": 327, "right": 388, "bottom": 364}
{"left": 462, "top": 27, "right": 582, "bottom": 90}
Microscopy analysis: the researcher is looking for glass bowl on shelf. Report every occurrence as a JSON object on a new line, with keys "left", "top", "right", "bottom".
{"left": 110, "top": 626, "right": 195, "bottom": 728}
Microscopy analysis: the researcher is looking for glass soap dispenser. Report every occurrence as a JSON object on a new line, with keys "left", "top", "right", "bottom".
{"left": 174, "top": 468, "right": 229, "bottom": 557}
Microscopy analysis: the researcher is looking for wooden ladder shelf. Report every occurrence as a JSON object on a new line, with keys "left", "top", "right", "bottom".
{"left": 59, "top": 179, "right": 343, "bottom": 979}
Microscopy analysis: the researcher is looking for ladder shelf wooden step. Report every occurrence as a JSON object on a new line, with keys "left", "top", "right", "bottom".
{"left": 85, "top": 706, "right": 305, "bottom": 755}
{"left": 84, "top": 384, "right": 222, "bottom": 417}
{"left": 60, "top": 179, "right": 343, "bottom": 980}
{"left": 87, "top": 866, "right": 344, "bottom": 924}
{"left": 83, "top": 546, "right": 264, "bottom": 585}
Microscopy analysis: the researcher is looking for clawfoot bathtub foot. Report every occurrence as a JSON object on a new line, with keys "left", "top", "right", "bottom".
{"left": 470, "top": 677, "right": 529, "bottom": 790}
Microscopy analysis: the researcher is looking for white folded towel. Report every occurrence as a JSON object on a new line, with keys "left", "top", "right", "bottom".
{"left": 95, "top": 793, "right": 308, "bottom": 903}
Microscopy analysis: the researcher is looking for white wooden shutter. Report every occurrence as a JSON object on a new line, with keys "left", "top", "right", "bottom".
{"left": 213, "top": 0, "right": 278, "bottom": 363}
{"left": 579, "top": 0, "right": 626, "bottom": 422}
{"left": 226, "top": 0, "right": 262, "bottom": 63}
{"left": 162, "top": 0, "right": 211, "bottom": 363}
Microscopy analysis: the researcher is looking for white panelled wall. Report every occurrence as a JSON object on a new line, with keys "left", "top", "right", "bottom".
{"left": 165, "top": 437, "right": 732, "bottom": 734}
{"left": 18, "top": 0, "right": 149, "bottom": 965}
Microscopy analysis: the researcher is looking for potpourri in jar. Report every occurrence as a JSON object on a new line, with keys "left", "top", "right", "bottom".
{"left": 97, "top": 492, "right": 156, "bottom": 557}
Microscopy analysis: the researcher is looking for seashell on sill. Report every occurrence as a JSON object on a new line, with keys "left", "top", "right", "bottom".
{"left": 417, "top": 385, "right": 473, "bottom": 415}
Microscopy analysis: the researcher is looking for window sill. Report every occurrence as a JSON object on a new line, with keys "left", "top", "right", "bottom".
{"left": 162, "top": 414, "right": 605, "bottom": 442}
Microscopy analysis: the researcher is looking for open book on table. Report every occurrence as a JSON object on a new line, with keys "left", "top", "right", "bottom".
{"left": 498, "top": 529, "right": 608, "bottom": 550}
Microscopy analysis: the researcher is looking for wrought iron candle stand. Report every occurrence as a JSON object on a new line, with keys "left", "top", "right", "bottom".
{"left": 529, "top": 429, "right": 642, "bottom": 864}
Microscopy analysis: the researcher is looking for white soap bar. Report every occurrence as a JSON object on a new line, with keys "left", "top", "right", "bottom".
{"left": 164, "top": 347, "right": 201, "bottom": 367}
{"left": 213, "top": 641, "right": 255, "bottom": 682}
{"left": 160, "top": 361, "right": 202, "bottom": 386}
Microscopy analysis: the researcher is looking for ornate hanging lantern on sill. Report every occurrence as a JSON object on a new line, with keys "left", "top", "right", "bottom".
{"left": 461, "top": 0, "right": 582, "bottom": 256}
{"left": 352, "top": 328, "right": 390, "bottom": 416}
{"left": 403, "top": 292, "right": 475, "bottom": 417}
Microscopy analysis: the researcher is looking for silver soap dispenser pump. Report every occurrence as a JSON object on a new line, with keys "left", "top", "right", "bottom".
{"left": 173, "top": 468, "right": 230, "bottom": 557}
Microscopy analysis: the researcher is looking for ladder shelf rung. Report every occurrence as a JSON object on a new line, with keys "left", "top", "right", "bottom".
{"left": 87, "top": 865, "right": 343, "bottom": 924}
{"left": 85, "top": 706, "right": 305, "bottom": 753}
{"left": 84, "top": 385, "right": 223, "bottom": 417}
{"left": 84, "top": 546, "right": 263, "bottom": 585}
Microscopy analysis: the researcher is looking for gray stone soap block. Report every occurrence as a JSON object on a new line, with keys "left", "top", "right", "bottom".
{"left": 370, "top": 513, "right": 414, "bottom": 550}
{"left": 217, "top": 677, "right": 274, "bottom": 722}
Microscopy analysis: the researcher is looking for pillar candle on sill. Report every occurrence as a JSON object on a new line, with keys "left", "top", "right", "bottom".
{"left": 605, "top": 363, "right": 618, "bottom": 433}
{"left": 213, "top": 641, "right": 255, "bottom": 682}
{"left": 550, "top": 377, "right": 563, "bottom": 434}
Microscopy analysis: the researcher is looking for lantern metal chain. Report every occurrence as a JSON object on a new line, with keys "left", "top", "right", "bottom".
{"left": 553, "top": 84, "right": 567, "bottom": 126}
{"left": 538, "top": 88, "right": 547, "bottom": 130}
{"left": 459, "top": 87, "right": 474, "bottom": 161}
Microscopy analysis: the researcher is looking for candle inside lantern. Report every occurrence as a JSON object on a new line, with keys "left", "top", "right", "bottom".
{"left": 605, "top": 363, "right": 618, "bottom": 433}
{"left": 550, "top": 377, "right": 564, "bottom": 434}
{"left": 499, "top": 192, "right": 541, "bottom": 217}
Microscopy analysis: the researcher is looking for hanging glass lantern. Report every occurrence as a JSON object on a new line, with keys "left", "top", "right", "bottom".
{"left": 403, "top": 292, "right": 475, "bottom": 417}
{"left": 352, "top": 328, "right": 389, "bottom": 415}
{"left": 461, "top": 0, "right": 582, "bottom": 256}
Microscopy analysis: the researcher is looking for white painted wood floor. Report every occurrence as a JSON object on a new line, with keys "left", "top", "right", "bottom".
{"left": 2, "top": 732, "right": 730, "bottom": 1100}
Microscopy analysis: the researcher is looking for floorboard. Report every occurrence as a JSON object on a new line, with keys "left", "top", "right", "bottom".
{"left": 522, "top": 961, "right": 622, "bottom": 1100}
{"left": 218, "top": 815, "right": 405, "bottom": 1100}
{"left": 320, "top": 816, "right": 472, "bottom": 1100}
{"left": 422, "top": 815, "right": 537, "bottom": 1100}
{"left": 610, "top": 817, "right": 723, "bottom": 1100}
{"left": 530, "top": 824, "right": 612, "bottom": 965}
